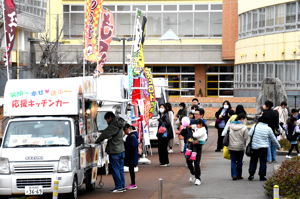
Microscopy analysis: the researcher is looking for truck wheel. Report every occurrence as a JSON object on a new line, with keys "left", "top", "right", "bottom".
{"left": 86, "top": 181, "right": 95, "bottom": 192}
{"left": 67, "top": 176, "right": 78, "bottom": 199}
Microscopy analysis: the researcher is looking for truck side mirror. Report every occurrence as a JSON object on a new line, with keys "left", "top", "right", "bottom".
{"left": 75, "top": 135, "right": 84, "bottom": 147}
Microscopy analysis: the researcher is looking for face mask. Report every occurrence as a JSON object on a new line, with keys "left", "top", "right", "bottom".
{"left": 180, "top": 107, "right": 183, "bottom": 110}
{"left": 191, "top": 110, "right": 195, "bottom": 114}
{"left": 159, "top": 108, "right": 164, "bottom": 113}
{"left": 224, "top": 105, "right": 229, "bottom": 109}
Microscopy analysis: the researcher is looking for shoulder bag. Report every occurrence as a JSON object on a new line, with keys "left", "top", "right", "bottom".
{"left": 246, "top": 124, "right": 257, "bottom": 157}
{"left": 223, "top": 130, "right": 230, "bottom": 147}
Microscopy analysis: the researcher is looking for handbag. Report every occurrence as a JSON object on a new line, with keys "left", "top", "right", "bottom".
{"left": 223, "top": 146, "right": 230, "bottom": 160}
{"left": 216, "top": 118, "right": 222, "bottom": 123}
{"left": 158, "top": 122, "right": 168, "bottom": 138}
{"left": 223, "top": 131, "right": 230, "bottom": 147}
{"left": 246, "top": 124, "right": 257, "bottom": 157}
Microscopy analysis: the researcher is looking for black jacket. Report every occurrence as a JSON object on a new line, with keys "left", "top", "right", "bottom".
{"left": 176, "top": 108, "right": 187, "bottom": 120}
{"left": 214, "top": 108, "right": 231, "bottom": 129}
{"left": 262, "top": 109, "right": 279, "bottom": 131}
{"left": 156, "top": 112, "right": 173, "bottom": 140}
{"left": 124, "top": 131, "right": 139, "bottom": 167}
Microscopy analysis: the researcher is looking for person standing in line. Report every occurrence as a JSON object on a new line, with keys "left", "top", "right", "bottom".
{"left": 123, "top": 124, "right": 139, "bottom": 190}
{"left": 221, "top": 109, "right": 236, "bottom": 136}
{"left": 156, "top": 104, "right": 172, "bottom": 166}
{"left": 96, "top": 112, "right": 126, "bottom": 193}
{"left": 227, "top": 113, "right": 248, "bottom": 180}
{"left": 176, "top": 102, "right": 187, "bottom": 121}
{"left": 165, "top": 103, "right": 175, "bottom": 153}
{"left": 262, "top": 101, "right": 280, "bottom": 164}
{"left": 215, "top": 101, "right": 232, "bottom": 152}
{"left": 248, "top": 115, "right": 281, "bottom": 181}
{"left": 176, "top": 121, "right": 185, "bottom": 153}
{"left": 285, "top": 117, "right": 300, "bottom": 158}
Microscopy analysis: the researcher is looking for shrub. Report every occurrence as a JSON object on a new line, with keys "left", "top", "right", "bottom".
{"left": 278, "top": 139, "right": 300, "bottom": 151}
{"left": 264, "top": 156, "right": 300, "bottom": 199}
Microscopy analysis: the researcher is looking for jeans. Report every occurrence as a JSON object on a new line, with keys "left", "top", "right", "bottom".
{"left": 267, "top": 139, "right": 277, "bottom": 162}
{"left": 229, "top": 150, "right": 244, "bottom": 178}
{"left": 217, "top": 128, "right": 224, "bottom": 150}
{"left": 109, "top": 151, "right": 125, "bottom": 189}
{"left": 249, "top": 148, "right": 268, "bottom": 177}
{"left": 158, "top": 139, "right": 169, "bottom": 164}
{"left": 187, "top": 144, "right": 203, "bottom": 180}
{"left": 183, "top": 143, "right": 187, "bottom": 156}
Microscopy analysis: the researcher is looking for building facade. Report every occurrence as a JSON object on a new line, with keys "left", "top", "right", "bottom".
{"left": 235, "top": 0, "right": 300, "bottom": 106}
{"left": 41, "top": 0, "right": 237, "bottom": 99}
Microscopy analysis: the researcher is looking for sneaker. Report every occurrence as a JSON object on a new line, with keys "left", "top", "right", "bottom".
{"left": 189, "top": 174, "right": 195, "bottom": 182}
{"left": 286, "top": 155, "right": 292, "bottom": 158}
{"left": 237, "top": 176, "right": 244, "bottom": 180}
{"left": 195, "top": 179, "right": 201, "bottom": 185}
{"left": 168, "top": 149, "right": 173, "bottom": 153}
{"left": 272, "top": 161, "right": 277, "bottom": 163}
{"left": 109, "top": 188, "right": 123, "bottom": 193}
{"left": 159, "top": 164, "right": 168, "bottom": 167}
{"left": 232, "top": 176, "right": 237, "bottom": 180}
{"left": 267, "top": 161, "right": 272, "bottom": 164}
{"left": 122, "top": 187, "right": 126, "bottom": 192}
{"left": 259, "top": 176, "right": 267, "bottom": 181}
{"left": 248, "top": 176, "right": 254, "bottom": 181}
{"left": 215, "top": 149, "right": 221, "bottom": 152}
{"left": 126, "top": 184, "right": 137, "bottom": 190}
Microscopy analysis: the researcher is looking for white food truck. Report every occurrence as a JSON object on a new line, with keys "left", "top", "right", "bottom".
{"left": 0, "top": 77, "right": 108, "bottom": 199}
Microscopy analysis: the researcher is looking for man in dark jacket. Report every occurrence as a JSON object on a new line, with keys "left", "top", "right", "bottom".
{"left": 262, "top": 100, "right": 279, "bottom": 131}
{"left": 96, "top": 112, "right": 126, "bottom": 193}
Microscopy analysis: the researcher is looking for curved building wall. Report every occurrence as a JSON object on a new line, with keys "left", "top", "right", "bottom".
{"left": 235, "top": 0, "right": 300, "bottom": 106}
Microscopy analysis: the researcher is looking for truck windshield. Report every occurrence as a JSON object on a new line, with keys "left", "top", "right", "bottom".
{"left": 3, "top": 120, "right": 71, "bottom": 148}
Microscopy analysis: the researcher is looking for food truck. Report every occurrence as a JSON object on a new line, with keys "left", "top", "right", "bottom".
{"left": 0, "top": 77, "right": 108, "bottom": 199}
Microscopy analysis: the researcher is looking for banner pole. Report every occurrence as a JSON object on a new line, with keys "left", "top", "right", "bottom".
{"left": 2, "top": 0, "right": 9, "bottom": 80}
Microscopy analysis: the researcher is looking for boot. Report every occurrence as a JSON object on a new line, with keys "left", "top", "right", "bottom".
{"left": 190, "top": 152, "right": 197, "bottom": 161}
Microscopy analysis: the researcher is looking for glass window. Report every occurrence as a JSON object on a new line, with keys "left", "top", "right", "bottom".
{"left": 285, "top": 61, "right": 295, "bottom": 81}
{"left": 178, "top": 13, "right": 193, "bottom": 37}
{"left": 258, "top": 63, "right": 265, "bottom": 81}
{"left": 71, "top": 5, "right": 84, "bottom": 11}
{"left": 163, "top": 13, "right": 177, "bottom": 35}
{"left": 275, "top": 62, "right": 284, "bottom": 81}
{"left": 266, "top": 6, "right": 274, "bottom": 32}
{"left": 252, "top": 9, "right": 258, "bottom": 34}
{"left": 211, "top": 4, "right": 222, "bottom": 10}
{"left": 153, "top": 66, "right": 166, "bottom": 73}
{"left": 179, "top": 5, "right": 192, "bottom": 10}
{"left": 70, "top": 13, "right": 84, "bottom": 37}
{"left": 164, "top": 5, "right": 177, "bottom": 11}
{"left": 258, "top": 8, "right": 265, "bottom": 33}
{"left": 207, "top": 82, "right": 218, "bottom": 88}
{"left": 220, "top": 75, "right": 234, "bottom": 81}
{"left": 194, "top": 12, "right": 209, "bottom": 37}
{"left": 169, "top": 82, "right": 180, "bottom": 88}
{"left": 239, "top": 15, "right": 242, "bottom": 34}
{"left": 210, "top": 12, "right": 222, "bottom": 37}
{"left": 286, "top": 2, "right": 296, "bottom": 30}
{"left": 219, "top": 90, "right": 234, "bottom": 96}
{"left": 182, "top": 66, "right": 195, "bottom": 73}
{"left": 266, "top": 63, "right": 274, "bottom": 77}
{"left": 195, "top": 5, "right": 208, "bottom": 10}
{"left": 117, "top": 5, "right": 130, "bottom": 11}
{"left": 181, "top": 82, "right": 195, "bottom": 88}
{"left": 275, "top": 4, "right": 285, "bottom": 31}
{"left": 147, "top": 13, "right": 162, "bottom": 37}
{"left": 63, "top": 13, "right": 70, "bottom": 37}
{"left": 168, "top": 75, "right": 180, "bottom": 81}
{"left": 247, "top": 12, "right": 252, "bottom": 33}
{"left": 169, "top": 90, "right": 180, "bottom": 96}
{"left": 148, "top": 5, "right": 161, "bottom": 11}
{"left": 116, "top": 13, "right": 132, "bottom": 37}
{"left": 167, "top": 67, "right": 180, "bottom": 73}
{"left": 247, "top": 64, "right": 251, "bottom": 82}
{"left": 207, "top": 75, "right": 218, "bottom": 81}
{"left": 207, "top": 90, "right": 218, "bottom": 96}
{"left": 181, "top": 75, "right": 195, "bottom": 81}
{"left": 181, "top": 90, "right": 195, "bottom": 96}
{"left": 297, "top": 61, "right": 300, "bottom": 80}
{"left": 103, "top": 5, "right": 115, "bottom": 11}
{"left": 132, "top": 5, "right": 145, "bottom": 11}
{"left": 206, "top": 66, "right": 218, "bottom": 72}
{"left": 63, "top": 5, "right": 69, "bottom": 12}
{"left": 252, "top": 64, "right": 258, "bottom": 82}
{"left": 219, "top": 82, "right": 233, "bottom": 88}
{"left": 220, "top": 66, "right": 233, "bottom": 73}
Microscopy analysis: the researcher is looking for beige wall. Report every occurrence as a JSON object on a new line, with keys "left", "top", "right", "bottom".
{"left": 235, "top": 31, "right": 300, "bottom": 64}
{"left": 238, "top": 0, "right": 296, "bottom": 14}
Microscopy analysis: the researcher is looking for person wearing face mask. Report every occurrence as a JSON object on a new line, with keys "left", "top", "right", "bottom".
{"left": 156, "top": 104, "right": 172, "bottom": 166}
{"left": 227, "top": 113, "right": 248, "bottom": 180}
{"left": 187, "top": 98, "right": 202, "bottom": 116}
{"left": 215, "top": 100, "right": 232, "bottom": 152}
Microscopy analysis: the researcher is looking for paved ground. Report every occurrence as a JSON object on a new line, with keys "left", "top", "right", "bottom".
{"left": 9, "top": 127, "right": 287, "bottom": 199}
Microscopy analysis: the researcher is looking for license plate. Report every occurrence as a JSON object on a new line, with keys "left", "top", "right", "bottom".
{"left": 25, "top": 186, "right": 43, "bottom": 195}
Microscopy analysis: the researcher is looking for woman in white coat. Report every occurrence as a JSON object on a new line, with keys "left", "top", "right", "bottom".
{"left": 166, "top": 103, "right": 176, "bottom": 153}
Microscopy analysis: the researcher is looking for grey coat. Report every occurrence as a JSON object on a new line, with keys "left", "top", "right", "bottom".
{"left": 228, "top": 122, "right": 249, "bottom": 151}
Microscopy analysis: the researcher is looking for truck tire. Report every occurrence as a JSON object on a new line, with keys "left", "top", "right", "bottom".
{"left": 86, "top": 181, "right": 95, "bottom": 192}
{"left": 67, "top": 176, "right": 78, "bottom": 199}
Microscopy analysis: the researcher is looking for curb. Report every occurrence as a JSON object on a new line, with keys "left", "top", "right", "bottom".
{"left": 276, "top": 150, "right": 299, "bottom": 156}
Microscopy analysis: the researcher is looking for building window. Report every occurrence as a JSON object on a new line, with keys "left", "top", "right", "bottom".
{"left": 151, "top": 66, "right": 195, "bottom": 97}
{"left": 206, "top": 66, "right": 234, "bottom": 97}
{"left": 63, "top": 5, "right": 85, "bottom": 38}
{"left": 286, "top": 2, "right": 296, "bottom": 30}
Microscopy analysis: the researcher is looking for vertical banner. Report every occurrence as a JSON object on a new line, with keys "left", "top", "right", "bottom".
{"left": 94, "top": 9, "right": 115, "bottom": 78}
{"left": 3, "top": 0, "right": 17, "bottom": 72}
{"left": 138, "top": 16, "right": 147, "bottom": 69}
{"left": 131, "top": 10, "right": 142, "bottom": 77}
{"left": 128, "top": 64, "right": 133, "bottom": 99}
{"left": 84, "top": 0, "right": 103, "bottom": 62}
{"left": 138, "top": 99, "right": 150, "bottom": 145}
{"left": 143, "top": 68, "right": 156, "bottom": 121}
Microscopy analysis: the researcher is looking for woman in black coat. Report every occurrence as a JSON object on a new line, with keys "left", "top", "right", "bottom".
{"left": 156, "top": 104, "right": 172, "bottom": 166}
{"left": 214, "top": 100, "right": 232, "bottom": 152}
